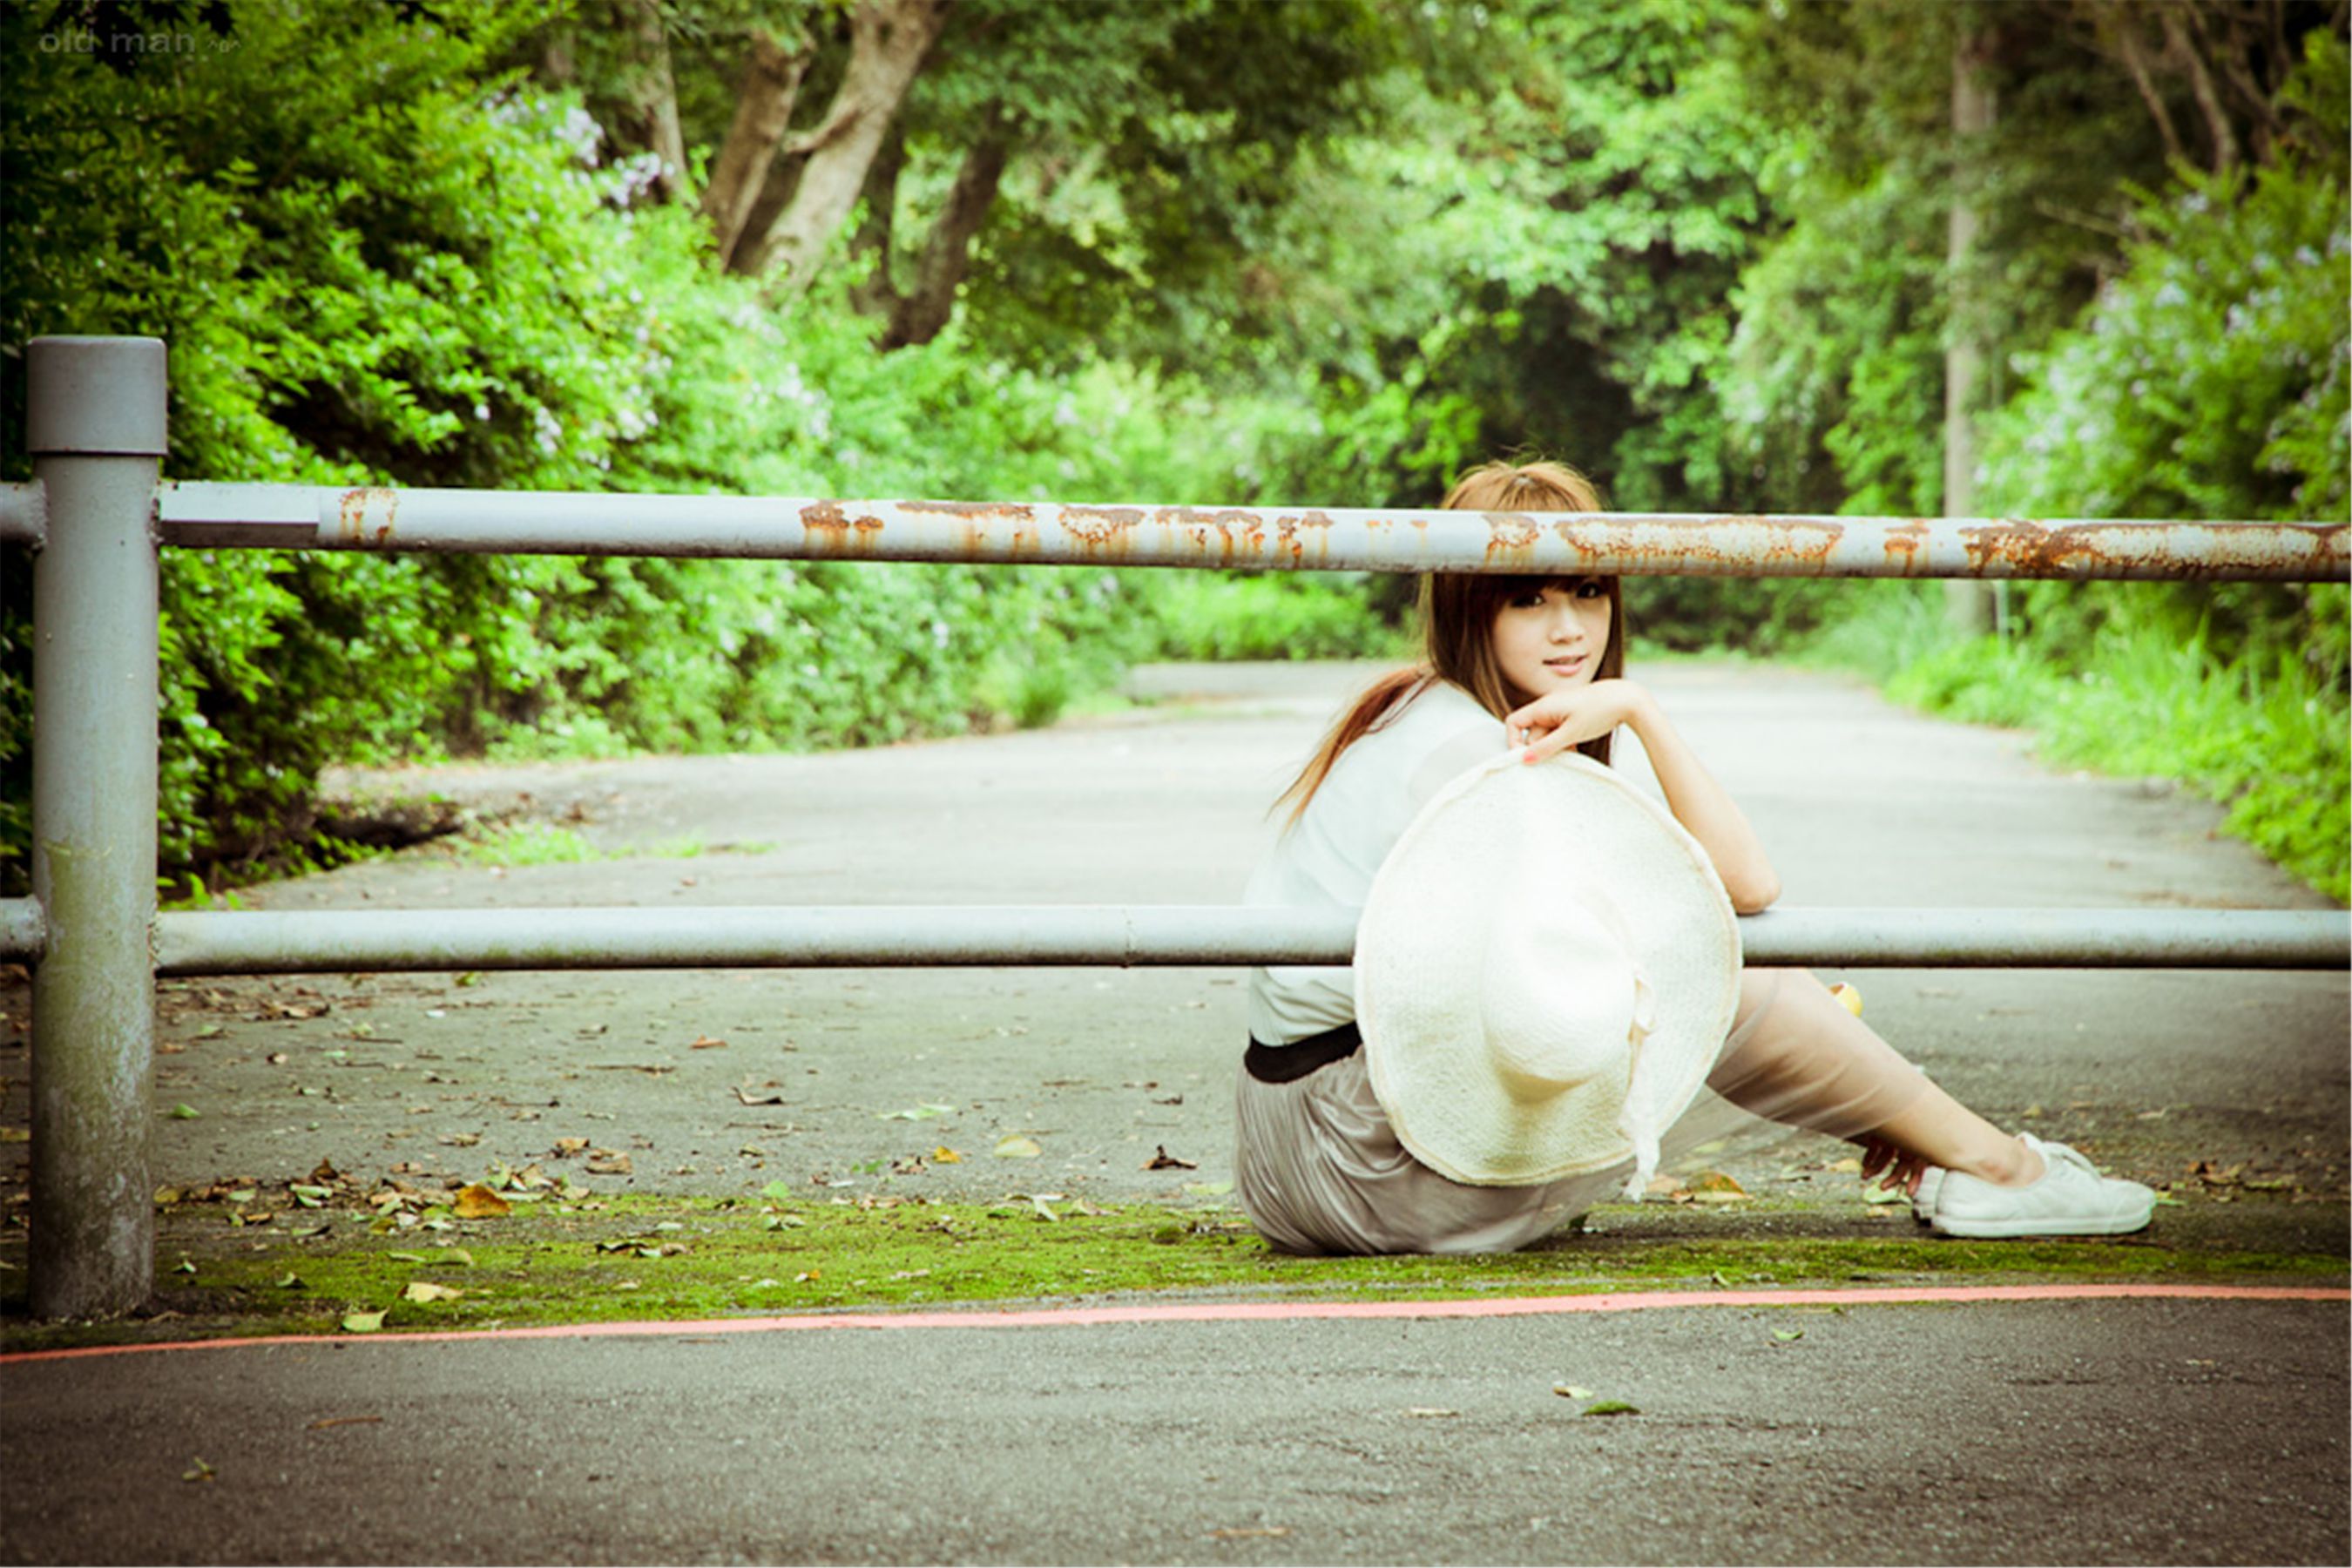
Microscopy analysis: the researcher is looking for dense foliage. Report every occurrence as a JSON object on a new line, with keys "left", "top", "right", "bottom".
{"left": 2, "top": 0, "right": 2344, "bottom": 900}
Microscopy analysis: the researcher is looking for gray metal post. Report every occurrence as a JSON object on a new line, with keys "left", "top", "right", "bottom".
{"left": 28, "top": 336, "right": 166, "bottom": 1319}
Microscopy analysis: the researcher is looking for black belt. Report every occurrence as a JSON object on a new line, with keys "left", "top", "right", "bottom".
{"left": 1244, "top": 1021, "right": 1362, "bottom": 1085}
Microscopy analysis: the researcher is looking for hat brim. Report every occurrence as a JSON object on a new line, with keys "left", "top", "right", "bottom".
{"left": 1356, "top": 750, "right": 1743, "bottom": 1187}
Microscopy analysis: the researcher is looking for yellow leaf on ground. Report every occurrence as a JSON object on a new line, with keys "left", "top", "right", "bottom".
{"left": 993, "top": 1135, "right": 1043, "bottom": 1159}
{"left": 341, "top": 1310, "right": 386, "bottom": 1334}
{"left": 402, "top": 1281, "right": 463, "bottom": 1303}
{"left": 451, "top": 1183, "right": 510, "bottom": 1219}
{"left": 1683, "top": 1171, "right": 1750, "bottom": 1204}
{"left": 933, "top": 1146, "right": 963, "bottom": 1163}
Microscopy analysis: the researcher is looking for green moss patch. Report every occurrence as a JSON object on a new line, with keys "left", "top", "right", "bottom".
{"left": 3, "top": 1190, "right": 2342, "bottom": 1355}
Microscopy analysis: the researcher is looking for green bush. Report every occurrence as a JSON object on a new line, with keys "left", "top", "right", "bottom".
{"left": 0, "top": 3, "right": 1239, "bottom": 892}
{"left": 1143, "top": 571, "right": 1409, "bottom": 661}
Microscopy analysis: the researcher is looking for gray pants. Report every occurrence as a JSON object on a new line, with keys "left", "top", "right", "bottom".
{"left": 1234, "top": 970, "right": 1931, "bottom": 1254}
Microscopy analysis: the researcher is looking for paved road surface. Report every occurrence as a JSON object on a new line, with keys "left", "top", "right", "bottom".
{"left": 5, "top": 1296, "right": 2345, "bottom": 1565}
{"left": 11, "top": 659, "right": 2330, "bottom": 1220}
{"left": 3, "top": 660, "right": 2346, "bottom": 1565}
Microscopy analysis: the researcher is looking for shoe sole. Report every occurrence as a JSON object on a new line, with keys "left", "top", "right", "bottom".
{"left": 1930, "top": 1209, "right": 2155, "bottom": 1240}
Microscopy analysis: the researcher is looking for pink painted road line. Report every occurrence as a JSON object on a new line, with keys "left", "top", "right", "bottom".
{"left": 3, "top": 1283, "right": 2344, "bottom": 1366}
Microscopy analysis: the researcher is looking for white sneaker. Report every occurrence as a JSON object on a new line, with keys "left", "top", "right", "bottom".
{"left": 1917, "top": 1133, "right": 2155, "bottom": 1239}
{"left": 1909, "top": 1165, "right": 1944, "bottom": 1225}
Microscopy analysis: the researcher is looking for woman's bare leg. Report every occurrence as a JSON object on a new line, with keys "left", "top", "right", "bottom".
{"left": 1709, "top": 968, "right": 2045, "bottom": 1190}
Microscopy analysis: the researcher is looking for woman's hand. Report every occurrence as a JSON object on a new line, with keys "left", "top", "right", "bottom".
{"left": 1509, "top": 676, "right": 1782, "bottom": 912}
{"left": 1854, "top": 1133, "right": 1930, "bottom": 1199}
{"left": 1505, "top": 679, "right": 1652, "bottom": 763}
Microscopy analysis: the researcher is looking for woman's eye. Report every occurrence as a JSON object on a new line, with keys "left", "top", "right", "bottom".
{"left": 1508, "top": 593, "right": 1545, "bottom": 609}
{"left": 1573, "top": 580, "right": 1606, "bottom": 599}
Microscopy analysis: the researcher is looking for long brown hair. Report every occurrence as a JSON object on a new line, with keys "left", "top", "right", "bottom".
{"left": 1272, "top": 459, "right": 1626, "bottom": 826}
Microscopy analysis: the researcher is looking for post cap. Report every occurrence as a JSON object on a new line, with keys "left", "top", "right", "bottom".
{"left": 26, "top": 336, "right": 168, "bottom": 457}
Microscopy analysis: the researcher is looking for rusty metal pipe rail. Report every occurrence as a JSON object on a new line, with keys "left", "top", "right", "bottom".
{"left": 158, "top": 482, "right": 2351, "bottom": 582}
{"left": 139, "top": 905, "right": 2352, "bottom": 977}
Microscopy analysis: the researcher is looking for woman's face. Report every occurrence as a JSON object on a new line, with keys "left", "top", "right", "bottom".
{"left": 1490, "top": 578, "right": 1612, "bottom": 703}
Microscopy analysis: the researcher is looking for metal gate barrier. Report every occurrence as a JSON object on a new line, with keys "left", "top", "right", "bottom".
{"left": 7, "top": 335, "right": 2349, "bottom": 1318}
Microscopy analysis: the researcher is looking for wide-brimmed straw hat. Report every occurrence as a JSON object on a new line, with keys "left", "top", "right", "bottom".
{"left": 1355, "top": 748, "right": 1742, "bottom": 1193}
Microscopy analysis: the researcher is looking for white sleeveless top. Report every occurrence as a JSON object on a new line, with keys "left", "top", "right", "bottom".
{"left": 1244, "top": 679, "right": 1507, "bottom": 1046}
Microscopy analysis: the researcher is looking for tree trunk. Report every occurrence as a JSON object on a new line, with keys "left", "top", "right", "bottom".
{"left": 743, "top": 0, "right": 957, "bottom": 294}
{"left": 882, "top": 127, "right": 1010, "bottom": 349}
{"left": 1944, "top": 17, "right": 2000, "bottom": 637}
{"left": 2101, "top": 5, "right": 2187, "bottom": 167}
{"left": 619, "top": 0, "right": 690, "bottom": 203}
{"left": 702, "top": 29, "right": 813, "bottom": 265}
{"left": 2161, "top": 4, "right": 2241, "bottom": 172}
{"left": 847, "top": 124, "right": 909, "bottom": 316}
{"left": 540, "top": 22, "right": 578, "bottom": 88}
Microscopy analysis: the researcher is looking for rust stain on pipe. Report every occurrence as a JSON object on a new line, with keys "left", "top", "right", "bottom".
{"left": 1882, "top": 519, "right": 1931, "bottom": 571}
{"left": 1153, "top": 508, "right": 1266, "bottom": 566}
{"left": 1550, "top": 516, "right": 1847, "bottom": 574}
{"left": 902, "top": 499, "right": 1039, "bottom": 562}
{"left": 336, "top": 488, "right": 398, "bottom": 545}
{"left": 1274, "top": 510, "right": 1335, "bottom": 566}
{"left": 1061, "top": 507, "right": 1143, "bottom": 559}
{"left": 801, "top": 501, "right": 884, "bottom": 556}
{"left": 1962, "top": 519, "right": 2349, "bottom": 579}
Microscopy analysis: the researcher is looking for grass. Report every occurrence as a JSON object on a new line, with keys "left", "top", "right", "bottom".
{"left": 456, "top": 823, "right": 777, "bottom": 868}
{"left": 3, "top": 1190, "right": 2340, "bottom": 1356}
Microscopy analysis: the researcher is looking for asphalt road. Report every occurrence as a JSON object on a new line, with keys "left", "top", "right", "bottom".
{"left": 2, "top": 659, "right": 2347, "bottom": 1565}
{"left": 4, "top": 1297, "right": 2345, "bottom": 1565}
{"left": 13, "top": 659, "right": 2334, "bottom": 1220}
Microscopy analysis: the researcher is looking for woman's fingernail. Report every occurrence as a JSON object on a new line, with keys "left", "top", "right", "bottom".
{"left": 1521, "top": 749, "right": 1538, "bottom": 764}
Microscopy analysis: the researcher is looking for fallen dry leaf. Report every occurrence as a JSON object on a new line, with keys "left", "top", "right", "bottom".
{"left": 992, "top": 1134, "right": 1043, "bottom": 1159}
{"left": 585, "top": 1152, "right": 634, "bottom": 1176}
{"left": 690, "top": 1035, "right": 727, "bottom": 1050}
{"left": 1208, "top": 1528, "right": 1289, "bottom": 1541}
{"left": 306, "top": 1416, "right": 383, "bottom": 1430}
{"left": 1142, "top": 1145, "right": 1198, "bottom": 1171}
{"left": 402, "top": 1281, "right": 463, "bottom": 1303}
{"left": 450, "top": 1183, "right": 510, "bottom": 1219}
{"left": 553, "top": 1137, "right": 590, "bottom": 1157}
{"left": 932, "top": 1146, "right": 963, "bottom": 1164}
{"left": 1684, "top": 1171, "right": 1748, "bottom": 1203}
{"left": 340, "top": 1310, "right": 386, "bottom": 1334}
{"left": 733, "top": 1085, "right": 788, "bottom": 1106}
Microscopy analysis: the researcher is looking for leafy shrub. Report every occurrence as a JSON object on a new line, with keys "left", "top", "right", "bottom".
{"left": 0, "top": 3, "right": 1243, "bottom": 892}
{"left": 1144, "top": 572, "right": 1409, "bottom": 661}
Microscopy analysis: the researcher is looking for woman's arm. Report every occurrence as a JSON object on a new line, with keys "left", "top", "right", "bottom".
{"left": 1504, "top": 679, "right": 1782, "bottom": 913}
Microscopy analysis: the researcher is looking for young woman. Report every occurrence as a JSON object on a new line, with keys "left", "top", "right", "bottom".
{"left": 1235, "top": 458, "right": 2156, "bottom": 1255}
